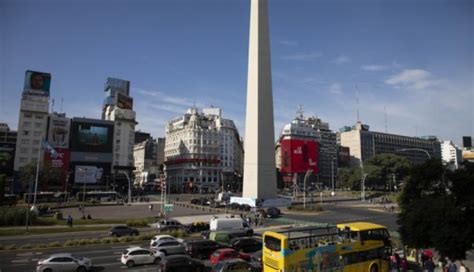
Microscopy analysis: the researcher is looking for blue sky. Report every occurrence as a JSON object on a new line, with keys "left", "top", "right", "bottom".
{"left": 1, "top": 0, "right": 472, "bottom": 146}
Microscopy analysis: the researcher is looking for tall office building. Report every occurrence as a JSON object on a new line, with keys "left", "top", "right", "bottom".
{"left": 0, "top": 123, "right": 17, "bottom": 178}
{"left": 340, "top": 122, "right": 441, "bottom": 166}
{"left": 164, "top": 108, "right": 243, "bottom": 193}
{"left": 102, "top": 78, "right": 136, "bottom": 169}
{"left": 14, "top": 71, "right": 51, "bottom": 171}
{"left": 441, "top": 140, "right": 463, "bottom": 170}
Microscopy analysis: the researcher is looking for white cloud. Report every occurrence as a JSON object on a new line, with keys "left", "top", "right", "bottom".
{"left": 385, "top": 69, "right": 440, "bottom": 90}
{"left": 281, "top": 52, "right": 322, "bottom": 61}
{"left": 361, "top": 64, "right": 388, "bottom": 71}
{"left": 329, "top": 83, "right": 343, "bottom": 95}
{"left": 330, "top": 55, "right": 350, "bottom": 64}
{"left": 278, "top": 40, "right": 298, "bottom": 46}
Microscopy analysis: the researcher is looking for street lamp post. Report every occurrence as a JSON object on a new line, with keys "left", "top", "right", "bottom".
{"left": 122, "top": 172, "right": 132, "bottom": 206}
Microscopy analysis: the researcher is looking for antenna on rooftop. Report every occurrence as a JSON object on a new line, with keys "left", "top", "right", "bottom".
{"left": 297, "top": 104, "right": 304, "bottom": 119}
{"left": 356, "top": 85, "right": 360, "bottom": 122}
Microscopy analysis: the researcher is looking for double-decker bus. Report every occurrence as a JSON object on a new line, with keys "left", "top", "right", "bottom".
{"left": 262, "top": 222, "right": 392, "bottom": 272}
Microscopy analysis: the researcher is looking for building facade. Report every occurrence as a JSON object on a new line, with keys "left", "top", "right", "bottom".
{"left": 340, "top": 122, "right": 441, "bottom": 167}
{"left": 0, "top": 123, "right": 17, "bottom": 178}
{"left": 14, "top": 71, "right": 51, "bottom": 171}
{"left": 102, "top": 78, "right": 136, "bottom": 169}
{"left": 441, "top": 140, "right": 463, "bottom": 170}
{"left": 164, "top": 108, "right": 243, "bottom": 193}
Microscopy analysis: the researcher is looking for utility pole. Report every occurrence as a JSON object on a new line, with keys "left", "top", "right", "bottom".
{"left": 361, "top": 173, "right": 368, "bottom": 202}
{"left": 331, "top": 158, "right": 335, "bottom": 196}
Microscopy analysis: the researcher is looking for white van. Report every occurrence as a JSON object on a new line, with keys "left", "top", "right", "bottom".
{"left": 209, "top": 218, "right": 252, "bottom": 233}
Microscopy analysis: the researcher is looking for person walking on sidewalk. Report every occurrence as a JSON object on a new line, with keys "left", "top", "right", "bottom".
{"left": 424, "top": 258, "right": 435, "bottom": 272}
{"left": 459, "top": 262, "right": 469, "bottom": 272}
{"left": 66, "top": 215, "right": 73, "bottom": 228}
{"left": 446, "top": 260, "right": 458, "bottom": 272}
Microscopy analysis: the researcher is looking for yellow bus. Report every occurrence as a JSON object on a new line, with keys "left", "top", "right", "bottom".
{"left": 262, "top": 222, "right": 392, "bottom": 272}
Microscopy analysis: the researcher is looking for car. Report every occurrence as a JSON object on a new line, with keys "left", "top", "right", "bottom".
{"left": 109, "top": 225, "right": 139, "bottom": 237}
{"left": 183, "top": 239, "right": 225, "bottom": 259}
{"left": 266, "top": 207, "right": 281, "bottom": 218}
{"left": 239, "top": 204, "right": 252, "bottom": 211}
{"left": 36, "top": 253, "right": 92, "bottom": 272}
{"left": 150, "top": 239, "right": 186, "bottom": 256}
{"left": 210, "top": 248, "right": 251, "bottom": 265}
{"left": 155, "top": 219, "right": 185, "bottom": 232}
{"left": 150, "top": 235, "right": 183, "bottom": 246}
{"left": 213, "top": 258, "right": 260, "bottom": 272}
{"left": 185, "top": 222, "right": 210, "bottom": 233}
{"left": 229, "top": 203, "right": 241, "bottom": 210}
{"left": 158, "top": 255, "right": 207, "bottom": 272}
{"left": 121, "top": 247, "right": 164, "bottom": 268}
{"left": 229, "top": 237, "right": 262, "bottom": 253}
{"left": 249, "top": 250, "right": 262, "bottom": 263}
{"left": 190, "top": 198, "right": 201, "bottom": 205}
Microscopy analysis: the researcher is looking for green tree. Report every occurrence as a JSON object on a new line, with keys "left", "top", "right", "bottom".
{"left": 398, "top": 160, "right": 474, "bottom": 261}
{"left": 18, "top": 161, "right": 66, "bottom": 191}
{"left": 0, "top": 174, "right": 5, "bottom": 205}
{"left": 364, "top": 153, "right": 411, "bottom": 190}
{"left": 337, "top": 167, "right": 362, "bottom": 190}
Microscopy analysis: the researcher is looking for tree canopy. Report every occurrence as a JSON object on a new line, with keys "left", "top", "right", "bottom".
{"left": 18, "top": 161, "right": 67, "bottom": 191}
{"left": 397, "top": 160, "right": 474, "bottom": 261}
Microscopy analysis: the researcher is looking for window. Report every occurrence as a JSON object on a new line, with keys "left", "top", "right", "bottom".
{"left": 264, "top": 236, "right": 281, "bottom": 251}
{"left": 23, "top": 131, "right": 30, "bottom": 136}
{"left": 24, "top": 113, "right": 32, "bottom": 118}
{"left": 34, "top": 122, "right": 42, "bottom": 128}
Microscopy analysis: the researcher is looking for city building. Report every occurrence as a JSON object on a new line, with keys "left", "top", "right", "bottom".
{"left": 276, "top": 113, "right": 337, "bottom": 187}
{"left": 102, "top": 77, "right": 136, "bottom": 170}
{"left": 69, "top": 117, "right": 114, "bottom": 191}
{"left": 133, "top": 137, "right": 165, "bottom": 187}
{"left": 339, "top": 122, "right": 441, "bottom": 167}
{"left": 462, "top": 136, "right": 474, "bottom": 162}
{"left": 164, "top": 107, "right": 243, "bottom": 193}
{"left": 441, "top": 140, "right": 463, "bottom": 170}
{"left": 0, "top": 123, "right": 17, "bottom": 178}
{"left": 14, "top": 70, "right": 51, "bottom": 171}
{"left": 135, "top": 131, "right": 151, "bottom": 144}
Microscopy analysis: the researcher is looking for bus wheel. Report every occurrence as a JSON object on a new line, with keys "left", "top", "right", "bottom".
{"left": 370, "top": 264, "right": 379, "bottom": 272}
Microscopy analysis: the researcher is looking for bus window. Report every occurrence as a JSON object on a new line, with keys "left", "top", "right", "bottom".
{"left": 264, "top": 236, "right": 281, "bottom": 251}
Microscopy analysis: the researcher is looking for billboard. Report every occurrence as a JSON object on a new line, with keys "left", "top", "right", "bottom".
{"left": 44, "top": 148, "right": 70, "bottom": 171}
{"left": 74, "top": 165, "right": 103, "bottom": 184}
{"left": 280, "top": 139, "right": 318, "bottom": 174}
{"left": 104, "top": 77, "right": 130, "bottom": 95}
{"left": 24, "top": 70, "right": 51, "bottom": 95}
{"left": 116, "top": 92, "right": 133, "bottom": 110}
{"left": 70, "top": 121, "right": 113, "bottom": 153}
{"left": 48, "top": 115, "right": 70, "bottom": 148}
{"left": 0, "top": 143, "right": 15, "bottom": 176}
{"left": 463, "top": 136, "right": 472, "bottom": 149}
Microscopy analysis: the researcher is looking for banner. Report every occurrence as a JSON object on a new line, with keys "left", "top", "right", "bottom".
{"left": 116, "top": 92, "right": 133, "bottom": 110}
{"left": 280, "top": 139, "right": 318, "bottom": 174}
{"left": 70, "top": 121, "right": 113, "bottom": 153}
{"left": 48, "top": 116, "right": 70, "bottom": 148}
{"left": 74, "top": 165, "right": 103, "bottom": 184}
{"left": 44, "top": 148, "right": 70, "bottom": 171}
{"left": 24, "top": 70, "right": 51, "bottom": 95}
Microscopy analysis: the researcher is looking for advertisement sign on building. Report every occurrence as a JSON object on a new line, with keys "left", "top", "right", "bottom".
{"left": 74, "top": 165, "right": 103, "bottom": 184}
{"left": 48, "top": 116, "right": 70, "bottom": 148}
{"left": 70, "top": 121, "right": 113, "bottom": 153}
{"left": 280, "top": 139, "right": 318, "bottom": 174}
{"left": 24, "top": 70, "right": 51, "bottom": 95}
{"left": 44, "top": 148, "right": 70, "bottom": 171}
{"left": 0, "top": 143, "right": 15, "bottom": 176}
{"left": 116, "top": 93, "right": 133, "bottom": 110}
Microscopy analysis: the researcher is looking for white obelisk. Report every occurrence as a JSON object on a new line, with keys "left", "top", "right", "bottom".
{"left": 242, "top": 0, "right": 277, "bottom": 200}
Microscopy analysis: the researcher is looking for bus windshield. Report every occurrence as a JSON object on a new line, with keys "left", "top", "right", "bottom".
{"left": 264, "top": 235, "right": 281, "bottom": 251}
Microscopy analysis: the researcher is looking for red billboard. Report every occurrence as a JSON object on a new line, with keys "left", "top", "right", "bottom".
{"left": 44, "top": 148, "right": 70, "bottom": 172}
{"left": 280, "top": 139, "right": 318, "bottom": 174}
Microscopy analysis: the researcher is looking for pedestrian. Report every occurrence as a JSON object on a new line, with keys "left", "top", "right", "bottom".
{"left": 459, "top": 262, "right": 469, "bottom": 272}
{"left": 66, "top": 215, "right": 73, "bottom": 228}
{"left": 424, "top": 258, "right": 435, "bottom": 272}
{"left": 254, "top": 216, "right": 259, "bottom": 227}
{"left": 149, "top": 204, "right": 154, "bottom": 211}
{"left": 400, "top": 257, "right": 408, "bottom": 272}
{"left": 390, "top": 254, "right": 399, "bottom": 272}
{"left": 446, "top": 260, "right": 458, "bottom": 272}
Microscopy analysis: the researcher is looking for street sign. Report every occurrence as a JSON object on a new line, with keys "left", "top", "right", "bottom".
{"left": 164, "top": 204, "right": 174, "bottom": 212}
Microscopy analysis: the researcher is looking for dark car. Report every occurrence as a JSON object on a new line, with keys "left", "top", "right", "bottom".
{"left": 239, "top": 204, "right": 252, "bottom": 212}
{"left": 266, "top": 207, "right": 281, "bottom": 218}
{"left": 229, "top": 203, "right": 241, "bottom": 210}
{"left": 190, "top": 198, "right": 201, "bottom": 205}
{"left": 158, "top": 255, "right": 207, "bottom": 272}
{"left": 109, "top": 226, "right": 139, "bottom": 237}
{"left": 183, "top": 239, "right": 225, "bottom": 259}
{"left": 230, "top": 237, "right": 262, "bottom": 253}
{"left": 186, "top": 222, "right": 210, "bottom": 233}
{"left": 214, "top": 258, "right": 261, "bottom": 272}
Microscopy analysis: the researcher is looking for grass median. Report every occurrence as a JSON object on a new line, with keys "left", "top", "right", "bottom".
{"left": 0, "top": 225, "right": 111, "bottom": 236}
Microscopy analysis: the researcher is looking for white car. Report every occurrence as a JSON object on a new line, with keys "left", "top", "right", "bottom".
{"left": 36, "top": 253, "right": 92, "bottom": 272}
{"left": 121, "top": 247, "right": 164, "bottom": 268}
{"left": 150, "top": 235, "right": 183, "bottom": 246}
